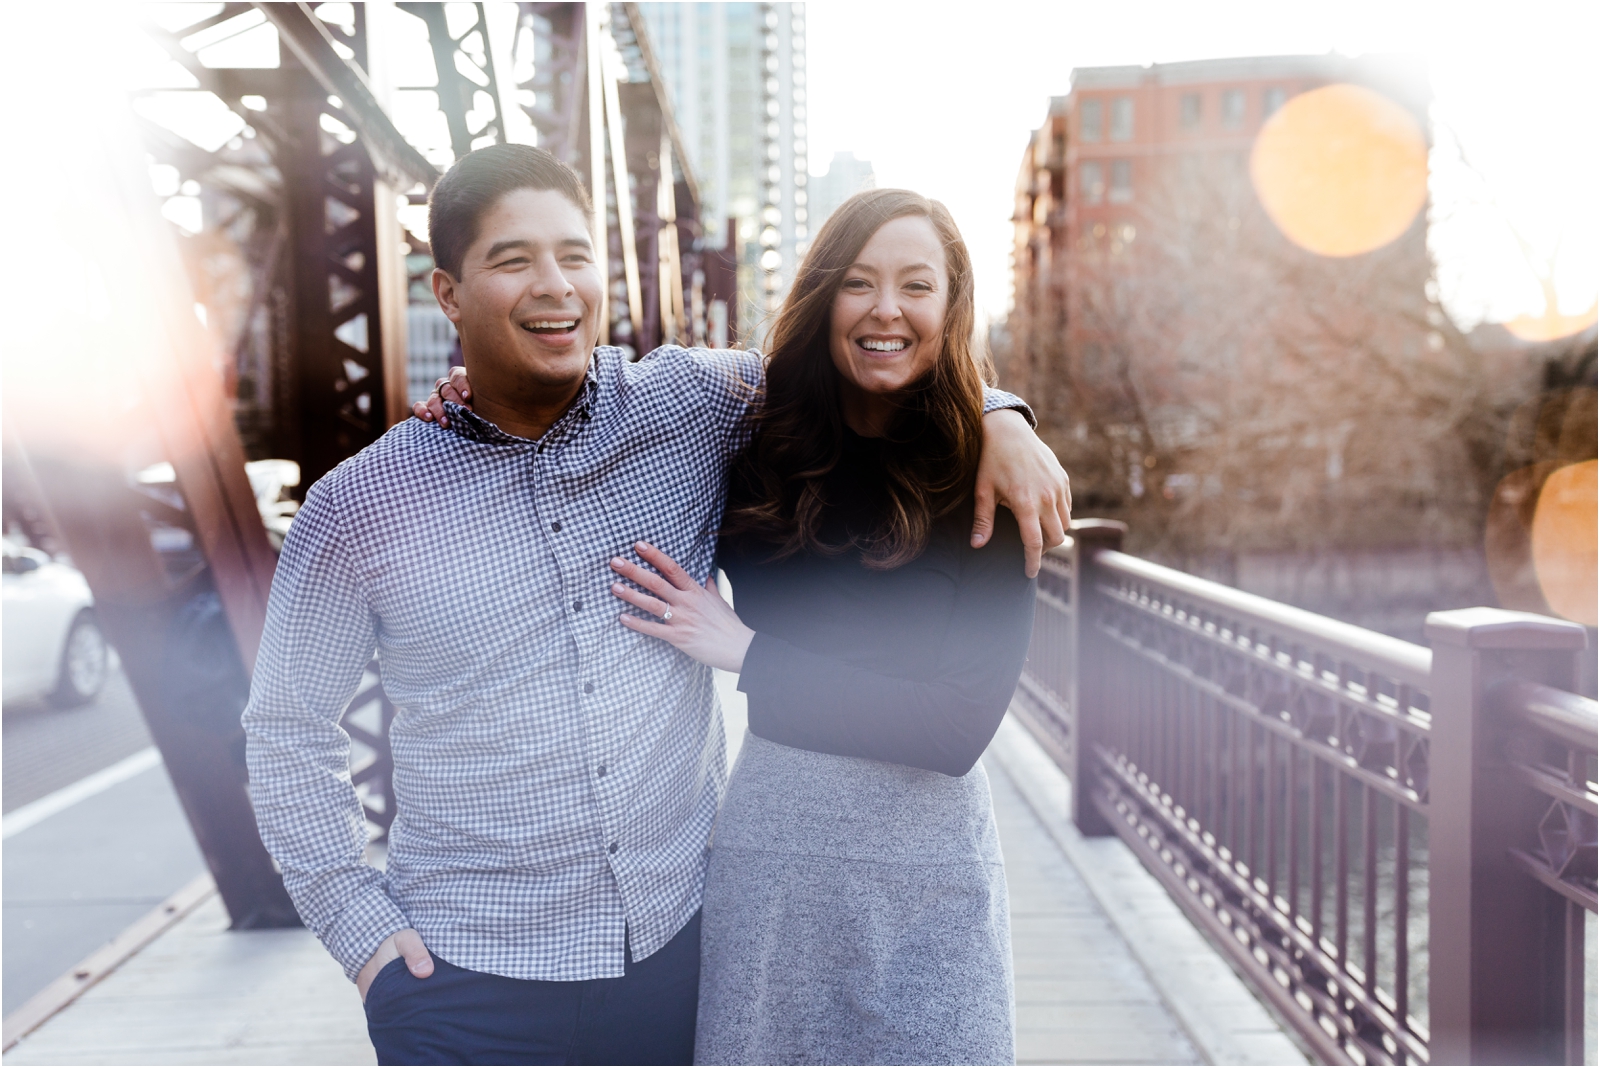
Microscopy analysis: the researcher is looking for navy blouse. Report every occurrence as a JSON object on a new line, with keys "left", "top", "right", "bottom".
{"left": 723, "top": 429, "right": 1038, "bottom": 777}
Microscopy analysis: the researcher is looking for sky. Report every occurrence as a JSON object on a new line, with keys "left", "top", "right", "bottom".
{"left": 24, "top": 1, "right": 1597, "bottom": 336}
{"left": 802, "top": 0, "right": 1600, "bottom": 327}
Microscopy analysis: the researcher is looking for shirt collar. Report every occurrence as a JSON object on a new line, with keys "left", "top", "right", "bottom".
{"left": 439, "top": 362, "right": 600, "bottom": 448}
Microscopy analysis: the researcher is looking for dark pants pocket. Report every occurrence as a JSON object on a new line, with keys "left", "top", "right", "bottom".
{"left": 361, "top": 957, "right": 409, "bottom": 1021}
{"left": 363, "top": 918, "right": 701, "bottom": 1066}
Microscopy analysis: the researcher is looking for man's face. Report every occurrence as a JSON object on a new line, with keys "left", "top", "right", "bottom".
{"left": 433, "top": 188, "right": 603, "bottom": 397}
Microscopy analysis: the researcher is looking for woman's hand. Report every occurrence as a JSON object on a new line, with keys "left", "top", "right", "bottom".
{"left": 610, "top": 542, "right": 755, "bottom": 673}
{"left": 411, "top": 366, "right": 473, "bottom": 427}
{"left": 973, "top": 408, "right": 1072, "bottom": 578}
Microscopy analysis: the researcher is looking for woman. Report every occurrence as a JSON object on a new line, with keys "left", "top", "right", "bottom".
{"left": 609, "top": 189, "right": 1036, "bottom": 1065}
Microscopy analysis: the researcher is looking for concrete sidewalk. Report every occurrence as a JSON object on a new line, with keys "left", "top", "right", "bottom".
{"left": 4, "top": 688, "right": 1304, "bottom": 1065}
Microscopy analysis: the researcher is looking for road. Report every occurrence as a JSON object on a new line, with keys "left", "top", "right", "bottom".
{"left": 2, "top": 667, "right": 206, "bottom": 1016}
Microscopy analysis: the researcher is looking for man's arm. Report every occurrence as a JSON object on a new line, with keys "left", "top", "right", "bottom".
{"left": 418, "top": 358, "right": 1071, "bottom": 575}
{"left": 242, "top": 479, "right": 420, "bottom": 987}
{"left": 975, "top": 404, "right": 1071, "bottom": 577}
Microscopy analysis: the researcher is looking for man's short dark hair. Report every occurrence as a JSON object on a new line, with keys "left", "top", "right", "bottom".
{"left": 427, "top": 144, "right": 594, "bottom": 278}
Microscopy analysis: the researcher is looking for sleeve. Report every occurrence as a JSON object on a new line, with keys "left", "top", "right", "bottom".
{"left": 241, "top": 477, "right": 410, "bottom": 981}
{"left": 981, "top": 385, "right": 1035, "bottom": 427}
{"left": 737, "top": 512, "right": 1038, "bottom": 777}
{"left": 675, "top": 346, "right": 767, "bottom": 457}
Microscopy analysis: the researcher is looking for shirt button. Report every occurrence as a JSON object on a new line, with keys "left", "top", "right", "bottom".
{"left": 583, "top": 682, "right": 595, "bottom": 694}
{"left": 572, "top": 600, "right": 583, "bottom": 612}
{"left": 597, "top": 765, "right": 607, "bottom": 777}
{"left": 551, "top": 521, "right": 562, "bottom": 532}
{"left": 608, "top": 843, "right": 619, "bottom": 855}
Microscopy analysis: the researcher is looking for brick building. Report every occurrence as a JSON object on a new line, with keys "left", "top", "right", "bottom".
{"left": 995, "top": 54, "right": 1560, "bottom": 635}
{"left": 1003, "top": 54, "right": 1430, "bottom": 422}
{"left": 998, "top": 56, "right": 1478, "bottom": 555}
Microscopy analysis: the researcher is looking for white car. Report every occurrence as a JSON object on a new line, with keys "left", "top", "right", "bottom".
{"left": 2, "top": 542, "right": 109, "bottom": 707}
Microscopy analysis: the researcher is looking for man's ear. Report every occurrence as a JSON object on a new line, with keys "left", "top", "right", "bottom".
{"left": 432, "top": 267, "right": 463, "bottom": 324}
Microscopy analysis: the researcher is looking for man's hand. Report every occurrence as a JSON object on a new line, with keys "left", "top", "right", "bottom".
{"left": 974, "top": 408, "right": 1072, "bottom": 577}
{"left": 356, "top": 928, "right": 434, "bottom": 1002}
{"left": 411, "top": 367, "right": 472, "bottom": 428}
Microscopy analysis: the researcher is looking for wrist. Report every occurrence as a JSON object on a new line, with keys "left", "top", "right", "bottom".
{"left": 723, "top": 626, "right": 756, "bottom": 674}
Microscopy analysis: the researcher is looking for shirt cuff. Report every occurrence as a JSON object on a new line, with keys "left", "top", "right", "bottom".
{"left": 735, "top": 631, "right": 803, "bottom": 736}
{"left": 980, "top": 387, "right": 1035, "bottom": 428}
{"left": 321, "top": 885, "right": 411, "bottom": 982}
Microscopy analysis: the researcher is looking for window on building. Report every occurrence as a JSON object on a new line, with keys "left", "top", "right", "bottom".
{"left": 1110, "top": 97, "right": 1134, "bottom": 141}
{"left": 1080, "top": 98, "right": 1102, "bottom": 142}
{"left": 1080, "top": 161, "right": 1104, "bottom": 205}
{"left": 1180, "top": 93, "right": 1201, "bottom": 130}
{"left": 1109, "top": 160, "right": 1132, "bottom": 203}
{"left": 1221, "top": 89, "right": 1245, "bottom": 128}
{"left": 1263, "top": 86, "right": 1287, "bottom": 118}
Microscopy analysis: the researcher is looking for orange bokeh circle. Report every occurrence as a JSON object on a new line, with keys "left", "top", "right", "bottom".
{"left": 1250, "top": 84, "right": 1428, "bottom": 258}
{"left": 1504, "top": 302, "right": 1599, "bottom": 343}
{"left": 1530, "top": 460, "right": 1598, "bottom": 626}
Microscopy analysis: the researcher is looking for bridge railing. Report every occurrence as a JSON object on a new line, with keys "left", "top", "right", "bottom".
{"left": 1010, "top": 520, "right": 1597, "bottom": 1065}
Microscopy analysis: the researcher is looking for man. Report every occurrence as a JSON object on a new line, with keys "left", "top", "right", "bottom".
{"left": 243, "top": 143, "right": 1069, "bottom": 1065}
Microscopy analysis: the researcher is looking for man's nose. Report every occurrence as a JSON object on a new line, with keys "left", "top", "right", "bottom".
{"left": 526, "top": 253, "right": 573, "bottom": 300}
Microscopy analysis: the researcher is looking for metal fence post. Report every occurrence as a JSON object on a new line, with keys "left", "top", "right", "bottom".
{"left": 1424, "top": 607, "right": 1588, "bottom": 1065}
{"left": 1068, "top": 520, "right": 1127, "bottom": 836}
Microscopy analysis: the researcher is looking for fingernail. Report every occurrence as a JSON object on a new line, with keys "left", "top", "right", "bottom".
{"left": 636, "top": 541, "right": 653, "bottom": 550}
{"left": 611, "top": 558, "right": 624, "bottom": 568}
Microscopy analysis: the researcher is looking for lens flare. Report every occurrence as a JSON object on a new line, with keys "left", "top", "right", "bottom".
{"left": 1530, "top": 460, "right": 1598, "bottom": 626}
{"left": 1504, "top": 301, "right": 1599, "bottom": 343}
{"left": 1249, "top": 84, "right": 1428, "bottom": 258}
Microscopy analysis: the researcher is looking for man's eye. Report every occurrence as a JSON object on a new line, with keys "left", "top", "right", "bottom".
{"left": 496, "top": 258, "right": 529, "bottom": 269}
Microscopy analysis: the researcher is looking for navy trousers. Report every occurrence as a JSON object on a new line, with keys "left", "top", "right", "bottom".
{"left": 363, "top": 912, "right": 700, "bottom": 1065}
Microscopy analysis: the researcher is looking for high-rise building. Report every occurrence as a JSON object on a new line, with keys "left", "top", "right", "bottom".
{"left": 809, "top": 151, "right": 877, "bottom": 231}
{"left": 637, "top": 3, "right": 808, "bottom": 341}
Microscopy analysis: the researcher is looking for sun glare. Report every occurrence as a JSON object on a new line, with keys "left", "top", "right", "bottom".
{"left": 1249, "top": 83, "right": 1429, "bottom": 258}
{"left": 1530, "top": 459, "right": 1598, "bottom": 627}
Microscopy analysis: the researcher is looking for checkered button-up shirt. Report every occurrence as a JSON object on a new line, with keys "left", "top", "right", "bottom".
{"left": 243, "top": 344, "right": 1028, "bottom": 983}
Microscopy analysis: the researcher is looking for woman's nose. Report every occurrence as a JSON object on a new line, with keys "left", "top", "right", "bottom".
{"left": 871, "top": 295, "right": 902, "bottom": 322}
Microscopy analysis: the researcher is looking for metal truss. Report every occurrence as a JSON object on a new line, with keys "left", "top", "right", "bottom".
{"left": 399, "top": 2, "right": 506, "bottom": 159}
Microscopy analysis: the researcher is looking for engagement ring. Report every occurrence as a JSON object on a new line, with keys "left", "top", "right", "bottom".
{"left": 662, "top": 610, "right": 673, "bottom": 622}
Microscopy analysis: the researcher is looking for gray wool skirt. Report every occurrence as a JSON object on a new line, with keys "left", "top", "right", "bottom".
{"left": 695, "top": 732, "right": 1014, "bottom": 1066}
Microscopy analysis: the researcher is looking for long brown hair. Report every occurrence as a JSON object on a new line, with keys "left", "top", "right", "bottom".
{"left": 724, "top": 189, "right": 986, "bottom": 570}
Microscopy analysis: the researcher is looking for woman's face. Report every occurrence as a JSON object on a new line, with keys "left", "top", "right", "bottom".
{"left": 828, "top": 215, "right": 949, "bottom": 402}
